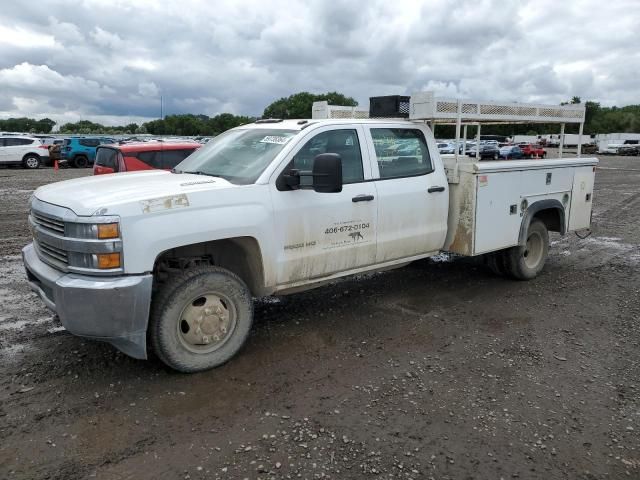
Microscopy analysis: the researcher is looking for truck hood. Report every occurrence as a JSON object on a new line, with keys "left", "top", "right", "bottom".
{"left": 34, "top": 170, "right": 235, "bottom": 216}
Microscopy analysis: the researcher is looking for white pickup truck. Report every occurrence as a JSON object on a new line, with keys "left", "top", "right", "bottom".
{"left": 23, "top": 118, "right": 597, "bottom": 372}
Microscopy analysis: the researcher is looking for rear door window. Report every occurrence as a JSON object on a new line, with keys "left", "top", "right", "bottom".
{"left": 137, "top": 150, "right": 162, "bottom": 168}
{"left": 79, "top": 139, "right": 101, "bottom": 147}
{"left": 370, "top": 128, "right": 433, "bottom": 179}
{"left": 5, "top": 138, "right": 34, "bottom": 146}
{"left": 160, "top": 149, "right": 197, "bottom": 169}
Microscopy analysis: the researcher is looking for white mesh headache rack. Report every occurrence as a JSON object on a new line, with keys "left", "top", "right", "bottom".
{"left": 311, "top": 101, "right": 369, "bottom": 120}
{"left": 312, "top": 91, "right": 587, "bottom": 159}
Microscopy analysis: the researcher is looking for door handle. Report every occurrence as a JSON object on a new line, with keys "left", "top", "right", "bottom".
{"left": 428, "top": 186, "right": 446, "bottom": 193}
{"left": 352, "top": 194, "right": 375, "bottom": 202}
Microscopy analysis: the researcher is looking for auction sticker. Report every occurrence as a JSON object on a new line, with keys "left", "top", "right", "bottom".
{"left": 260, "top": 135, "right": 291, "bottom": 144}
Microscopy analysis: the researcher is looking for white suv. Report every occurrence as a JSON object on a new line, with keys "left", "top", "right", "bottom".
{"left": 0, "top": 136, "right": 49, "bottom": 169}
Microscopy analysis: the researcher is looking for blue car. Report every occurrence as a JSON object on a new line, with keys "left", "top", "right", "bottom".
{"left": 61, "top": 137, "right": 117, "bottom": 168}
{"left": 499, "top": 145, "right": 524, "bottom": 159}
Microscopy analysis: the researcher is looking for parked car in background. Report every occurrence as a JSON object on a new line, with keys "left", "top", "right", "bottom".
{"left": 62, "top": 136, "right": 116, "bottom": 168}
{"left": 438, "top": 141, "right": 475, "bottom": 155}
{"left": 499, "top": 145, "right": 524, "bottom": 159}
{"left": 604, "top": 139, "right": 640, "bottom": 155}
{"left": 618, "top": 145, "right": 640, "bottom": 156}
{"left": 437, "top": 142, "right": 453, "bottom": 154}
{"left": 93, "top": 141, "right": 201, "bottom": 175}
{"left": 519, "top": 144, "right": 547, "bottom": 158}
{"left": 467, "top": 144, "right": 500, "bottom": 160}
{"left": 0, "top": 136, "right": 49, "bottom": 169}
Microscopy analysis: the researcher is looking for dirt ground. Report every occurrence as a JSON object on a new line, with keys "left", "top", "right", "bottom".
{"left": 1, "top": 155, "right": 639, "bottom": 480}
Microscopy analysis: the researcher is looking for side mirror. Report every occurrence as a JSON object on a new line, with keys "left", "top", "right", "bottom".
{"left": 312, "top": 153, "right": 342, "bottom": 193}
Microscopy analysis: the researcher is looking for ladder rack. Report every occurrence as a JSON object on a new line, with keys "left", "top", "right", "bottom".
{"left": 409, "top": 91, "right": 585, "bottom": 124}
{"left": 311, "top": 91, "right": 587, "bottom": 159}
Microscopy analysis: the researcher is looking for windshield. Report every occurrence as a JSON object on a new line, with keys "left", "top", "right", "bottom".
{"left": 174, "top": 128, "right": 297, "bottom": 184}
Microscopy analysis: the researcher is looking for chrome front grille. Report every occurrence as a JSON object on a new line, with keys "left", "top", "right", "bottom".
{"left": 32, "top": 211, "right": 65, "bottom": 235}
{"left": 30, "top": 202, "right": 71, "bottom": 271}
{"left": 35, "top": 239, "right": 69, "bottom": 266}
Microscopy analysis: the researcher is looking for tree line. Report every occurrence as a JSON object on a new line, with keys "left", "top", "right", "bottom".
{"left": 1, "top": 93, "right": 638, "bottom": 136}
{"left": 0, "top": 117, "right": 56, "bottom": 133}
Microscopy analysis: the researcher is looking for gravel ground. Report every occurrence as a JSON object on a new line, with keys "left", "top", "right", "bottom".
{"left": 0, "top": 156, "right": 639, "bottom": 480}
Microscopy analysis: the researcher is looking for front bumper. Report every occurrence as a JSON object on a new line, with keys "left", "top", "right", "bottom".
{"left": 22, "top": 243, "right": 153, "bottom": 359}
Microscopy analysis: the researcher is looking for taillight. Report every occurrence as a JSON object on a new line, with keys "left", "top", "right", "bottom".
{"left": 38, "top": 145, "right": 49, "bottom": 149}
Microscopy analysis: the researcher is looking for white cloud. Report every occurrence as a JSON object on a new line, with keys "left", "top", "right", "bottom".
{"left": 138, "top": 81, "right": 159, "bottom": 97}
{"left": 0, "top": 25, "right": 57, "bottom": 48}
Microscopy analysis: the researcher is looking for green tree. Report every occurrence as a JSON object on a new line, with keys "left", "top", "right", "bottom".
{"left": 0, "top": 117, "right": 56, "bottom": 133}
{"left": 263, "top": 91, "right": 358, "bottom": 119}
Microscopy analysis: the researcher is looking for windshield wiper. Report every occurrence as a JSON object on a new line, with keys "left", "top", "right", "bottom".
{"left": 175, "top": 170, "right": 221, "bottom": 178}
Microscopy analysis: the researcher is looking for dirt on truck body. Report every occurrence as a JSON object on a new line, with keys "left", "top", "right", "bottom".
{"left": 1, "top": 154, "right": 640, "bottom": 479}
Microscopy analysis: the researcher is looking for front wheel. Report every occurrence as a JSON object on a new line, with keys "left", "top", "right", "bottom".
{"left": 23, "top": 154, "right": 40, "bottom": 169}
{"left": 149, "top": 266, "right": 254, "bottom": 372}
{"left": 504, "top": 219, "right": 549, "bottom": 280}
{"left": 493, "top": 153, "right": 498, "bottom": 160}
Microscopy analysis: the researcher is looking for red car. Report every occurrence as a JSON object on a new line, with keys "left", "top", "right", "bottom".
{"left": 93, "top": 141, "right": 201, "bottom": 175}
{"left": 518, "top": 143, "right": 546, "bottom": 159}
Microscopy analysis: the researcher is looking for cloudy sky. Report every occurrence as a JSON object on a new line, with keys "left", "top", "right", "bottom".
{"left": 1, "top": 0, "right": 637, "bottom": 127}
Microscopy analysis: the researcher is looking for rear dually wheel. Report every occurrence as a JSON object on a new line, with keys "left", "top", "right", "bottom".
{"left": 504, "top": 219, "right": 549, "bottom": 280}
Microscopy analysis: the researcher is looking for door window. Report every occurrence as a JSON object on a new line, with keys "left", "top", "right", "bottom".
{"left": 161, "top": 149, "right": 196, "bottom": 169}
{"left": 292, "top": 129, "right": 364, "bottom": 184}
{"left": 95, "top": 148, "right": 119, "bottom": 171}
{"left": 79, "top": 139, "right": 101, "bottom": 147}
{"left": 137, "top": 150, "right": 162, "bottom": 168}
{"left": 370, "top": 128, "right": 432, "bottom": 179}
{"left": 5, "top": 138, "right": 34, "bottom": 146}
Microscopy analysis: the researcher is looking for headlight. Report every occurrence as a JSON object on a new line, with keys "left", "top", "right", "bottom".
{"left": 66, "top": 252, "right": 122, "bottom": 270}
{"left": 65, "top": 222, "right": 120, "bottom": 239}
{"left": 52, "top": 221, "right": 122, "bottom": 271}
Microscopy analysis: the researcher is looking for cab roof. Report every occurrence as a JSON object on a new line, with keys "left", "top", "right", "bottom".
{"left": 238, "top": 118, "right": 420, "bottom": 131}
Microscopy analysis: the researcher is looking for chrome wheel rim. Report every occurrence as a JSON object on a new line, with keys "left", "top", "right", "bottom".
{"left": 523, "top": 231, "right": 544, "bottom": 269}
{"left": 177, "top": 293, "right": 236, "bottom": 354}
{"left": 26, "top": 157, "right": 38, "bottom": 168}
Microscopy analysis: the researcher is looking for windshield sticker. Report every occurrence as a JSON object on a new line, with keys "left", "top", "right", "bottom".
{"left": 260, "top": 135, "right": 291, "bottom": 145}
{"left": 141, "top": 194, "right": 189, "bottom": 214}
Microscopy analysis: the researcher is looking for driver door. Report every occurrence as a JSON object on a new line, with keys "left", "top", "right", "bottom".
{"left": 270, "top": 125, "right": 378, "bottom": 286}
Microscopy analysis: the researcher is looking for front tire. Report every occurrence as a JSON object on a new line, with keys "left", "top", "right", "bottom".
{"left": 504, "top": 219, "right": 549, "bottom": 280}
{"left": 149, "top": 266, "right": 253, "bottom": 373}
{"left": 23, "top": 154, "right": 40, "bottom": 169}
